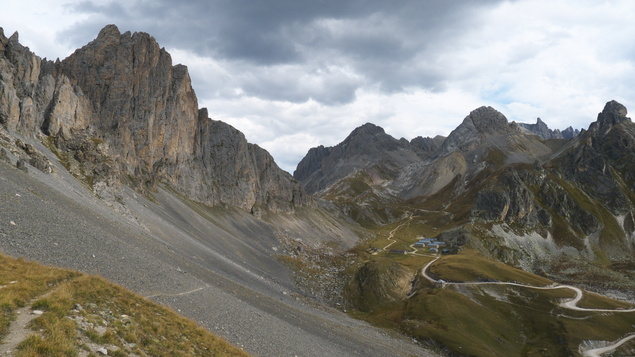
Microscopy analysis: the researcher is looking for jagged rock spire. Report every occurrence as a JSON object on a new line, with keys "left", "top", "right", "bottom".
{"left": 598, "top": 100, "right": 629, "bottom": 126}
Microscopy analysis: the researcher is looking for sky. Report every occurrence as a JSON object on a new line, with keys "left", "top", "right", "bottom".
{"left": 2, "top": 0, "right": 635, "bottom": 173}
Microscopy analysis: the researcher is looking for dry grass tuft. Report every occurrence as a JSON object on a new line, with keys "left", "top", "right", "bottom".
{"left": 0, "top": 253, "right": 249, "bottom": 356}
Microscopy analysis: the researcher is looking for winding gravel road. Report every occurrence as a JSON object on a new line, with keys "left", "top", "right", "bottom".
{"left": 582, "top": 334, "right": 635, "bottom": 357}
{"left": 420, "top": 256, "right": 635, "bottom": 356}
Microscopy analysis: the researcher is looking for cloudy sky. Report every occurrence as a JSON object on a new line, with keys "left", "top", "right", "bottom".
{"left": 2, "top": 1, "right": 635, "bottom": 172}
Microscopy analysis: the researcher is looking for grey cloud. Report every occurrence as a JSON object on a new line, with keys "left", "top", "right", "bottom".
{"left": 238, "top": 65, "right": 361, "bottom": 105}
{"left": 71, "top": 1, "right": 129, "bottom": 17}
{"left": 61, "top": 0, "right": 506, "bottom": 104}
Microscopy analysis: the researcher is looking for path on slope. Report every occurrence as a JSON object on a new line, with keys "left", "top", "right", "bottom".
{"left": 582, "top": 334, "right": 635, "bottom": 357}
{"left": 381, "top": 213, "right": 416, "bottom": 251}
{"left": 1, "top": 287, "right": 60, "bottom": 356}
{"left": 419, "top": 256, "right": 635, "bottom": 356}
{"left": 1, "top": 305, "right": 40, "bottom": 356}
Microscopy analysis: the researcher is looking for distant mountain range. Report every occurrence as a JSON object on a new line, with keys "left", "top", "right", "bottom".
{"left": 517, "top": 117, "right": 580, "bottom": 139}
{"left": 295, "top": 100, "right": 634, "bottom": 281}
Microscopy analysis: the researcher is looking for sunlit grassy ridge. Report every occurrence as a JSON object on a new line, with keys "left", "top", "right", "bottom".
{"left": 0, "top": 253, "right": 249, "bottom": 357}
{"left": 429, "top": 249, "right": 552, "bottom": 285}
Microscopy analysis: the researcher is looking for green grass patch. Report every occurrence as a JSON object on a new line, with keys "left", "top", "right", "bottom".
{"left": 576, "top": 291, "right": 635, "bottom": 310}
{"left": 429, "top": 249, "right": 552, "bottom": 285}
{"left": 0, "top": 254, "right": 79, "bottom": 340}
{"left": 0, "top": 253, "right": 248, "bottom": 357}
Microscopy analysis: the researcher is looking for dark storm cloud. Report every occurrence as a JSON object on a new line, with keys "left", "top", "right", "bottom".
{"left": 62, "top": 0, "right": 505, "bottom": 104}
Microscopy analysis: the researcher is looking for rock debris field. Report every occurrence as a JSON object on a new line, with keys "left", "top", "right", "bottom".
{"left": 0, "top": 155, "right": 435, "bottom": 356}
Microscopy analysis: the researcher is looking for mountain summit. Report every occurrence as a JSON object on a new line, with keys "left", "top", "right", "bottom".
{"left": 1, "top": 25, "right": 307, "bottom": 213}
{"left": 294, "top": 122, "right": 427, "bottom": 194}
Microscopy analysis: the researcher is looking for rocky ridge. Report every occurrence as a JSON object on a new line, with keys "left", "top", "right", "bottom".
{"left": 0, "top": 25, "right": 307, "bottom": 213}
{"left": 517, "top": 117, "right": 580, "bottom": 139}
{"left": 294, "top": 122, "right": 428, "bottom": 194}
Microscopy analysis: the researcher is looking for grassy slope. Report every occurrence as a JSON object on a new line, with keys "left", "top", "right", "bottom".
{"left": 348, "top": 245, "right": 635, "bottom": 357}
{"left": 430, "top": 249, "right": 552, "bottom": 285}
{"left": 0, "top": 253, "right": 248, "bottom": 357}
{"left": 316, "top": 159, "right": 635, "bottom": 356}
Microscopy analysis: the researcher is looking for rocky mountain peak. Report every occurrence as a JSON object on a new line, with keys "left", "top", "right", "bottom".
{"left": 337, "top": 122, "right": 404, "bottom": 154}
{"left": 467, "top": 106, "right": 510, "bottom": 134}
{"left": 340, "top": 123, "right": 391, "bottom": 149}
{"left": 0, "top": 24, "right": 307, "bottom": 213}
{"left": 585, "top": 100, "right": 632, "bottom": 137}
{"left": 437, "top": 106, "right": 513, "bottom": 156}
{"left": 517, "top": 117, "right": 579, "bottom": 140}
{"left": 96, "top": 24, "right": 122, "bottom": 42}
{"left": 348, "top": 122, "right": 385, "bottom": 137}
{"left": 294, "top": 122, "right": 428, "bottom": 194}
{"left": 561, "top": 126, "right": 580, "bottom": 139}
{"left": 598, "top": 100, "right": 629, "bottom": 126}
{"left": 552, "top": 100, "right": 635, "bottom": 216}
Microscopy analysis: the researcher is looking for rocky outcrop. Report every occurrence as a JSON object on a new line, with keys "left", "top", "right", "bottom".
{"left": 551, "top": 100, "right": 635, "bottom": 216}
{"left": 537, "top": 179, "right": 599, "bottom": 236}
{"left": 0, "top": 25, "right": 307, "bottom": 212}
{"left": 409, "top": 135, "right": 445, "bottom": 155}
{"left": 471, "top": 167, "right": 551, "bottom": 228}
{"left": 561, "top": 126, "right": 580, "bottom": 139}
{"left": 345, "top": 260, "right": 413, "bottom": 312}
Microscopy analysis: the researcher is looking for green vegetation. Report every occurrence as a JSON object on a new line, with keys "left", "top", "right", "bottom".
{"left": 0, "top": 253, "right": 249, "bottom": 357}
{"left": 484, "top": 147, "right": 507, "bottom": 167}
{"left": 343, "top": 248, "right": 635, "bottom": 356}
{"left": 576, "top": 291, "right": 635, "bottom": 310}
{"left": 0, "top": 255, "right": 79, "bottom": 339}
{"left": 403, "top": 282, "right": 635, "bottom": 356}
{"left": 430, "top": 249, "right": 552, "bottom": 285}
{"left": 547, "top": 172, "right": 627, "bottom": 253}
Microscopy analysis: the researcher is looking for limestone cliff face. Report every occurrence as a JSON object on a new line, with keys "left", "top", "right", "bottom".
{"left": 0, "top": 25, "right": 307, "bottom": 212}
{"left": 59, "top": 25, "right": 198, "bottom": 182}
{"left": 185, "top": 110, "right": 308, "bottom": 212}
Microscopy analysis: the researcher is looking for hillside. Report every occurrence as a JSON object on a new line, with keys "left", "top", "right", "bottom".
{"left": 297, "top": 101, "right": 635, "bottom": 288}
{"left": 2, "top": 21, "right": 634, "bottom": 357}
{"left": 0, "top": 253, "right": 248, "bottom": 356}
{"left": 0, "top": 25, "right": 433, "bottom": 356}
{"left": 295, "top": 101, "right": 635, "bottom": 355}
